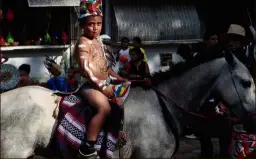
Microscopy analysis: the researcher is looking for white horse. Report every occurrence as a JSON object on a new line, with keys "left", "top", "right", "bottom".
{"left": 1, "top": 53, "right": 255, "bottom": 158}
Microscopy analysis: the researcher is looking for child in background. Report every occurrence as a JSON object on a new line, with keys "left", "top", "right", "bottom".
{"left": 118, "top": 55, "right": 130, "bottom": 78}
{"left": 18, "top": 64, "right": 39, "bottom": 87}
{"left": 116, "top": 37, "right": 131, "bottom": 70}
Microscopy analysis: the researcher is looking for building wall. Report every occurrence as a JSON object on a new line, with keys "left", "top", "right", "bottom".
{"left": 143, "top": 45, "right": 177, "bottom": 73}
{"left": 2, "top": 47, "right": 71, "bottom": 82}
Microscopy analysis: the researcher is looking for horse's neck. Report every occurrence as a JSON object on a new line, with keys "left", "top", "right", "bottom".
{"left": 159, "top": 58, "right": 225, "bottom": 112}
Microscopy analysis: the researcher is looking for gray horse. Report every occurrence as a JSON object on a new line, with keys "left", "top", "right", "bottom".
{"left": 171, "top": 52, "right": 256, "bottom": 157}
{"left": 1, "top": 53, "right": 255, "bottom": 158}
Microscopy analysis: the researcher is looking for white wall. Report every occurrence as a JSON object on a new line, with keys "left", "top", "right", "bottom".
{"left": 145, "top": 45, "right": 177, "bottom": 73}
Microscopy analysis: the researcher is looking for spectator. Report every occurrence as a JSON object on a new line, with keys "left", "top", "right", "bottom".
{"left": 193, "top": 31, "right": 221, "bottom": 63}
{"left": 203, "top": 31, "right": 219, "bottom": 50}
{"left": 116, "top": 37, "right": 131, "bottom": 70}
{"left": 204, "top": 31, "right": 222, "bottom": 60}
{"left": 18, "top": 64, "right": 39, "bottom": 87}
{"left": 128, "top": 48, "right": 150, "bottom": 80}
{"left": 130, "top": 37, "right": 148, "bottom": 62}
{"left": 220, "top": 24, "right": 249, "bottom": 66}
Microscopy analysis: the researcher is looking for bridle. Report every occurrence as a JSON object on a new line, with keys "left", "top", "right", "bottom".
{"left": 226, "top": 59, "right": 256, "bottom": 121}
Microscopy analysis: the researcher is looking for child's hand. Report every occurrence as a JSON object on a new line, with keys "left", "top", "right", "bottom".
{"left": 102, "top": 86, "right": 114, "bottom": 98}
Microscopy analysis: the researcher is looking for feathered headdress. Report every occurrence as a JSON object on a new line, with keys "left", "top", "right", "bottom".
{"left": 79, "top": 0, "right": 103, "bottom": 20}
{"left": 99, "top": 34, "right": 116, "bottom": 67}
{"left": 44, "top": 55, "right": 62, "bottom": 77}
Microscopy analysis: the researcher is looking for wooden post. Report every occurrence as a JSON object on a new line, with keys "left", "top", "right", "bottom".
{"left": 104, "top": 0, "right": 111, "bottom": 37}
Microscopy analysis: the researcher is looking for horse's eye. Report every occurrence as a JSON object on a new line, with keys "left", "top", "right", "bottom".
{"left": 241, "top": 80, "right": 251, "bottom": 88}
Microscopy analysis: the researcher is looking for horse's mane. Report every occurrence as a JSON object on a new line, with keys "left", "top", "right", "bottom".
{"left": 151, "top": 53, "right": 224, "bottom": 85}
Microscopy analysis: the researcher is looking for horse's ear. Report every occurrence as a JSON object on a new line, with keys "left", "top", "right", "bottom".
{"left": 224, "top": 52, "right": 236, "bottom": 68}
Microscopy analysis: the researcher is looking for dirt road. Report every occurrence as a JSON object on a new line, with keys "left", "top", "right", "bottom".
{"left": 33, "top": 137, "right": 220, "bottom": 159}
{"left": 173, "top": 137, "right": 220, "bottom": 159}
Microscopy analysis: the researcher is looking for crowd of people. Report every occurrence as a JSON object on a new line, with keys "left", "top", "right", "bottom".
{"left": 0, "top": 57, "right": 79, "bottom": 93}
{"left": 175, "top": 24, "right": 256, "bottom": 82}
{"left": 0, "top": 36, "right": 152, "bottom": 93}
{"left": 1, "top": 24, "right": 256, "bottom": 96}
{"left": 116, "top": 37, "right": 150, "bottom": 80}
{"left": 175, "top": 24, "right": 256, "bottom": 157}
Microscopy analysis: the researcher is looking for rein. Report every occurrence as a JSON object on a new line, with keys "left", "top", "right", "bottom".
{"left": 151, "top": 85, "right": 241, "bottom": 122}
{"left": 128, "top": 79, "right": 256, "bottom": 122}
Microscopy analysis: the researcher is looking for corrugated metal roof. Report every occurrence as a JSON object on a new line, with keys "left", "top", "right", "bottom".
{"left": 28, "top": 0, "right": 79, "bottom": 7}
{"left": 112, "top": 3, "right": 203, "bottom": 42}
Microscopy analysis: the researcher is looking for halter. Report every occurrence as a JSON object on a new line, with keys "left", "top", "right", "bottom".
{"left": 226, "top": 57, "right": 256, "bottom": 121}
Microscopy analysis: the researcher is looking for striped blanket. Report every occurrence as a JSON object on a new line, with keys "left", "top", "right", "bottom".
{"left": 53, "top": 82, "right": 131, "bottom": 158}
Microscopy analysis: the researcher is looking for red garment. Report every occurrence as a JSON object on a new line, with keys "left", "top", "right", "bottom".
{"left": 67, "top": 78, "right": 78, "bottom": 92}
{"left": 230, "top": 129, "right": 256, "bottom": 159}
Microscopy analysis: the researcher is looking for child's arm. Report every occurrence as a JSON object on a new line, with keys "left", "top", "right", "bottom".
{"left": 78, "top": 38, "right": 107, "bottom": 90}
{"left": 108, "top": 67, "right": 126, "bottom": 81}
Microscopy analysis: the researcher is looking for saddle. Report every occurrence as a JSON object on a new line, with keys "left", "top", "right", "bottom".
{"left": 51, "top": 82, "right": 131, "bottom": 158}
{"left": 52, "top": 81, "right": 131, "bottom": 116}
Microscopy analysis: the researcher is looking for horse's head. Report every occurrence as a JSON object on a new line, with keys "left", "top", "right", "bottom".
{"left": 215, "top": 52, "right": 256, "bottom": 132}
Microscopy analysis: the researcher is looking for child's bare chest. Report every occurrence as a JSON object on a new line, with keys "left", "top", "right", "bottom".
{"left": 90, "top": 43, "right": 105, "bottom": 62}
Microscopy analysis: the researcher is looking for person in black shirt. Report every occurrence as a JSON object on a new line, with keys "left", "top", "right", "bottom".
{"left": 128, "top": 48, "right": 150, "bottom": 80}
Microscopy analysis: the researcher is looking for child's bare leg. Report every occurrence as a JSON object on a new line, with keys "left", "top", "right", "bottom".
{"left": 79, "top": 87, "right": 111, "bottom": 155}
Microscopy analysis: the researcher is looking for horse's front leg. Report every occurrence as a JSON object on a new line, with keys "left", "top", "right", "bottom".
{"left": 219, "top": 135, "right": 232, "bottom": 158}
{"left": 199, "top": 136, "right": 213, "bottom": 158}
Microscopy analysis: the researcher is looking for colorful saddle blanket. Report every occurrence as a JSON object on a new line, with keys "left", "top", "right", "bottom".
{"left": 109, "top": 81, "right": 131, "bottom": 106}
{"left": 53, "top": 82, "right": 131, "bottom": 158}
{"left": 230, "top": 125, "right": 256, "bottom": 159}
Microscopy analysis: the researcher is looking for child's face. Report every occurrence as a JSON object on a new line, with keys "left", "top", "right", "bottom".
{"left": 121, "top": 39, "right": 129, "bottom": 48}
{"left": 130, "top": 52, "right": 139, "bottom": 61}
{"left": 82, "top": 16, "right": 103, "bottom": 39}
{"left": 19, "top": 71, "right": 28, "bottom": 77}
